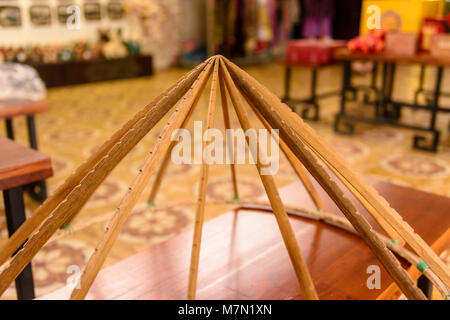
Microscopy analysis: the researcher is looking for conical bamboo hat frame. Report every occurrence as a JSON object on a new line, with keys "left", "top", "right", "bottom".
{"left": 0, "top": 57, "right": 448, "bottom": 300}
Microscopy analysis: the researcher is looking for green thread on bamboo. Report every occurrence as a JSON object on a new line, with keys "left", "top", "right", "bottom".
{"left": 147, "top": 202, "right": 156, "bottom": 210}
{"left": 444, "top": 294, "right": 450, "bottom": 300}
{"left": 232, "top": 195, "right": 240, "bottom": 203}
{"left": 313, "top": 208, "right": 323, "bottom": 218}
{"left": 386, "top": 239, "right": 399, "bottom": 249}
{"left": 416, "top": 261, "right": 429, "bottom": 273}
{"left": 62, "top": 224, "right": 74, "bottom": 235}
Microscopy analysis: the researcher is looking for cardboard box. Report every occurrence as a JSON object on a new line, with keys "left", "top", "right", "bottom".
{"left": 430, "top": 34, "right": 450, "bottom": 57}
{"left": 285, "top": 39, "right": 346, "bottom": 65}
{"left": 385, "top": 32, "right": 417, "bottom": 56}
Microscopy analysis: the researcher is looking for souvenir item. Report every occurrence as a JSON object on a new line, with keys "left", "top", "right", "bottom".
{"left": 0, "top": 62, "right": 46, "bottom": 101}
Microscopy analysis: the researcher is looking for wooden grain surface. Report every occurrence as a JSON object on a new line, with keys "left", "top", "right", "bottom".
{"left": 334, "top": 48, "right": 450, "bottom": 67}
{"left": 0, "top": 100, "right": 49, "bottom": 119}
{"left": 41, "top": 175, "right": 450, "bottom": 300}
{"left": 0, "top": 137, "right": 53, "bottom": 190}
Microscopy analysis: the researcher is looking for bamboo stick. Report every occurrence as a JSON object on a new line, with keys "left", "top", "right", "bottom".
{"left": 187, "top": 59, "right": 219, "bottom": 300}
{"left": 220, "top": 58, "right": 319, "bottom": 300}
{"left": 218, "top": 73, "right": 239, "bottom": 199}
{"left": 146, "top": 92, "right": 200, "bottom": 206}
{"left": 0, "top": 60, "right": 214, "bottom": 297}
{"left": 243, "top": 95, "right": 324, "bottom": 210}
{"left": 0, "top": 60, "right": 209, "bottom": 271}
{"left": 223, "top": 58, "right": 427, "bottom": 300}
{"left": 69, "top": 59, "right": 216, "bottom": 300}
{"left": 146, "top": 146, "right": 172, "bottom": 205}
{"left": 224, "top": 58, "right": 449, "bottom": 289}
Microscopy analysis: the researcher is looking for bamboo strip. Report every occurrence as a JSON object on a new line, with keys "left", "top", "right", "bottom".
{"left": 0, "top": 61, "right": 209, "bottom": 269}
{"left": 187, "top": 59, "right": 219, "bottom": 299}
{"left": 0, "top": 60, "right": 214, "bottom": 297}
{"left": 218, "top": 73, "right": 239, "bottom": 199}
{"left": 220, "top": 58, "right": 319, "bottom": 300}
{"left": 146, "top": 90, "right": 201, "bottom": 206}
{"left": 223, "top": 58, "right": 427, "bottom": 300}
{"left": 243, "top": 95, "right": 324, "bottom": 210}
{"left": 224, "top": 58, "right": 449, "bottom": 287}
{"left": 69, "top": 59, "right": 216, "bottom": 300}
{"left": 146, "top": 146, "right": 173, "bottom": 205}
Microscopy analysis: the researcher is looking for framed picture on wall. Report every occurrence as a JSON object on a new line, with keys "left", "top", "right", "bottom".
{"left": 107, "top": 1, "right": 124, "bottom": 20}
{"left": 84, "top": 3, "right": 101, "bottom": 21}
{"left": 30, "top": 5, "right": 52, "bottom": 26}
{"left": 57, "top": 5, "right": 73, "bottom": 24}
{"left": 0, "top": 6, "right": 21, "bottom": 27}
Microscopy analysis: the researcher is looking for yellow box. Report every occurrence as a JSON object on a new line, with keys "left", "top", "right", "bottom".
{"left": 360, "top": 0, "right": 443, "bottom": 34}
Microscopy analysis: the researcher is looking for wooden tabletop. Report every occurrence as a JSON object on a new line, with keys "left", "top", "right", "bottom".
{"left": 334, "top": 48, "right": 450, "bottom": 67}
{"left": 281, "top": 60, "right": 341, "bottom": 68}
{"left": 0, "top": 137, "right": 53, "bottom": 190}
{"left": 41, "top": 176, "right": 450, "bottom": 300}
{"left": 0, "top": 99, "right": 48, "bottom": 119}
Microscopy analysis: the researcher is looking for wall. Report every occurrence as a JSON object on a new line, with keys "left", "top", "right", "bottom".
{"left": 0, "top": 0, "right": 126, "bottom": 46}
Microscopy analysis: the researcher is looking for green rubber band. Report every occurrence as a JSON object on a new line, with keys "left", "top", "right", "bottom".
{"left": 62, "top": 224, "right": 74, "bottom": 235}
{"left": 416, "top": 261, "right": 429, "bottom": 273}
{"left": 386, "top": 239, "right": 399, "bottom": 248}
{"left": 147, "top": 202, "right": 156, "bottom": 209}
{"left": 232, "top": 195, "right": 240, "bottom": 203}
{"left": 313, "top": 208, "right": 323, "bottom": 218}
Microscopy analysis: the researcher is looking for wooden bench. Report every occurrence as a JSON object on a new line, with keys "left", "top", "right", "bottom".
{"left": 0, "top": 136, "right": 53, "bottom": 300}
{"left": 0, "top": 99, "right": 49, "bottom": 201}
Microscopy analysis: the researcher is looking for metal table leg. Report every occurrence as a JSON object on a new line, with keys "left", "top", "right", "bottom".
{"left": 363, "top": 62, "right": 379, "bottom": 104}
{"left": 383, "top": 62, "right": 401, "bottom": 120}
{"left": 414, "top": 65, "right": 426, "bottom": 105}
{"left": 25, "top": 115, "right": 48, "bottom": 202}
{"left": 3, "top": 115, "right": 48, "bottom": 202}
{"left": 5, "top": 118, "right": 14, "bottom": 139}
{"left": 300, "top": 68, "right": 320, "bottom": 121}
{"left": 379, "top": 62, "right": 391, "bottom": 117}
{"left": 3, "top": 187, "right": 35, "bottom": 300}
{"left": 375, "top": 62, "right": 388, "bottom": 118}
{"left": 282, "top": 65, "right": 292, "bottom": 103}
{"left": 334, "top": 61, "right": 354, "bottom": 134}
{"left": 26, "top": 116, "right": 38, "bottom": 150}
{"left": 413, "top": 67, "right": 442, "bottom": 152}
{"left": 282, "top": 65, "right": 322, "bottom": 121}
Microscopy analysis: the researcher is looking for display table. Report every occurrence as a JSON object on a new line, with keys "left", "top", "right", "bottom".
{"left": 41, "top": 177, "right": 449, "bottom": 300}
{"left": 0, "top": 137, "right": 53, "bottom": 300}
{"left": 282, "top": 60, "right": 342, "bottom": 121}
{"left": 282, "top": 40, "right": 377, "bottom": 121}
{"left": 333, "top": 48, "right": 450, "bottom": 152}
